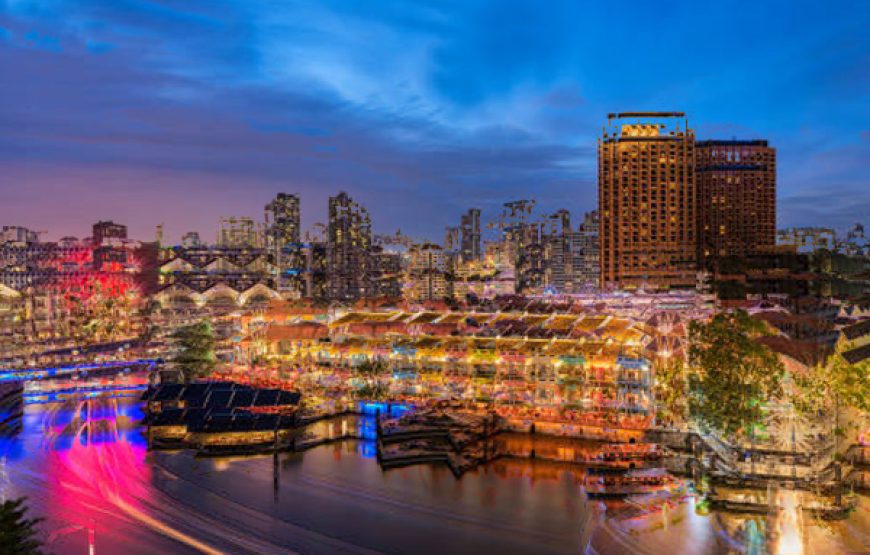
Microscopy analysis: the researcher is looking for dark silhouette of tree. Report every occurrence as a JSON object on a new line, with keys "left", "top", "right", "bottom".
{"left": 0, "top": 497, "right": 44, "bottom": 555}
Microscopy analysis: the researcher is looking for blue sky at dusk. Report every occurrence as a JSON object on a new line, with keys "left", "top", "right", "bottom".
{"left": 1, "top": 0, "right": 868, "bottom": 243}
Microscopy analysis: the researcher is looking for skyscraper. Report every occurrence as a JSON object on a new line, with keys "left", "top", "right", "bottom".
{"left": 575, "top": 210, "right": 599, "bottom": 289}
{"left": 406, "top": 243, "right": 449, "bottom": 302}
{"left": 696, "top": 140, "right": 776, "bottom": 263}
{"left": 327, "top": 191, "right": 372, "bottom": 301}
{"left": 265, "top": 193, "right": 301, "bottom": 247}
{"left": 459, "top": 208, "right": 481, "bottom": 262}
{"left": 599, "top": 112, "right": 697, "bottom": 290}
{"left": 265, "top": 193, "right": 303, "bottom": 295}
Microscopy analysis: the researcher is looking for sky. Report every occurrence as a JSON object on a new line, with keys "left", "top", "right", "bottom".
{"left": 1, "top": 0, "right": 868, "bottom": 243}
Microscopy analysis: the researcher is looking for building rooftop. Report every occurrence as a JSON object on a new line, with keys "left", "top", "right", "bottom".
{"left": 696, "top": 139, "right": 769, "bottom": 147}
{"left": 607, "top": 112, "right": 685, "bottom": 119}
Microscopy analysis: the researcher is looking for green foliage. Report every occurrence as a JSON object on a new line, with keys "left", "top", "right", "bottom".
{"left": 0, "top": 497, "right": 44, "bottom": 555}
{"left": 170, "top": 320, "right": 216, "bottom": 383}
{"left": 654, "top": 357, "right": 688, "bottom": 423}
{"left": 687, "top": 310, "right": 784, "bottom": 438}
{"left": 353, "top": 358, "right": 389, "bottom": 401}
{"left": 793, "top": 349, "right": 870, "bottom": 416}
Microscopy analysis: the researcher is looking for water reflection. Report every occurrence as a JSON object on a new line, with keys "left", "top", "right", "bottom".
{"left": 0, "top": 392, "right": 864, "bottom": 554}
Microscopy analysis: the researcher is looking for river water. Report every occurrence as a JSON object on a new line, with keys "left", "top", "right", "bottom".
{"left": 1, "top": 394, "right": 867, "bottom": 554}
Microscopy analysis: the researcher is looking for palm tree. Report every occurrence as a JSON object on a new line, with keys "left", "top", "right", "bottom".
{"left": 0, "top": 497, "right": 44, "bottom": 555}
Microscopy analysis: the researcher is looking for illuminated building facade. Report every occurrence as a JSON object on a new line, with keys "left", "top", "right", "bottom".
{"left": 697, "top": 140, "right": 776, "bottom": 264}
{"left": 497, "top": 200, "right": 536, "bottom": 266}
{"left": 575, "top": 210, "right": 600, "bottom": 288}
{"left": 218, "top": 217, "right": 265, "bottom": 248}
{"left": 516, "top": 213, "right": 571, "bottom": 294}
{"left": 265, "top": 193, "right": 301, "bottom": 247}
{"left": 157, "top": 245, "right": 279, "bottom": 307}
{"left": 541, "top": 210, "right": 573, "bottom": 293}
{"left": 405, "top": 243, "right": 450, "bottom": 302}
{"left": 327, "top": 191, "right": 373, "bottom": 301}
{"left": 254, "top": 303, "right": 674, "bottom": 431}
{"left": 369, "top": 246, "right": 402, "bottom": 298}
{"left": 0, "top": 228, "right": 149, "bottom": 341}
{"left": 265, "top": 193, "right": 305, "bottom": 295}
{"left": 1, "top": 226, "right": 40, "bottom": 245}
{"left": 92, "top": 220, "right": 127, "bottom": 245}
{"left": 599, "top": 112, "right": 697, "bottom": 290}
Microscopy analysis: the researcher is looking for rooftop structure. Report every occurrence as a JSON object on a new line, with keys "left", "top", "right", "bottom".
{"left": 92, "top": 220, "right": 127, "bottom": 246}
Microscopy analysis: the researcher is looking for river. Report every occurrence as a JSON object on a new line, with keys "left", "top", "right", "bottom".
{"left": 1, "top": 394, "right": 867, "bottom": 554}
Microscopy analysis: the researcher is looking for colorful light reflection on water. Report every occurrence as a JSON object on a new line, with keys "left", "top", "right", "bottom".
{"left": 1, "top": 389, "right": 864, "bottom": 554}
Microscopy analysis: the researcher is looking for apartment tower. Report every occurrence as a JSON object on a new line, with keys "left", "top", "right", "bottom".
{"left": 696, "top": 140, "right": 776, "bottom": 264}
{"left": 327, "top": 192, "right": 372, "bottom": 301}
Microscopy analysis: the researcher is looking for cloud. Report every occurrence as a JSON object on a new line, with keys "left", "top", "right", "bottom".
{"left": 0, "top": 0, "right": 868, "bottom": 242}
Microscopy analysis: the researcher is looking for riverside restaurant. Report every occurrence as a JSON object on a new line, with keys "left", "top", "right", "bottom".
{"left": 239, "top": 309, "right": 662, "bottom": 436}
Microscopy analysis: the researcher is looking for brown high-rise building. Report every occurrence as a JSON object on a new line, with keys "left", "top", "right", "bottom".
{"left": 598, "top": 112, "right": 697, "bottom": 290}
{"left": 696, "top": 140, "right": 776, "bottom": 263}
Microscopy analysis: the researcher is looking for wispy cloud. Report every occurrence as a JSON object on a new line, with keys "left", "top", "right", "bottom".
{"left": 0, "top": 0, "right": 868, "bottom": 241}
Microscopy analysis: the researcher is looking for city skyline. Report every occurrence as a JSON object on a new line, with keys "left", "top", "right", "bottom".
{"left": 1, "top": 0, "right": 868, "bottom": 242}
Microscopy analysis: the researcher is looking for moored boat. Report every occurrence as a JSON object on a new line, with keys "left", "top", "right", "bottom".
{"left": 584, "top": 468, "right": 673, "bottom": 497}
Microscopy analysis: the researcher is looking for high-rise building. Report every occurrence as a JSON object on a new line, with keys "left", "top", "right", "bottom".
{"left": 459, "top": 208, "right": 481, "bottom": 262}
{"left": 498, "top": 200, "right": 536, "bottom": 267}
{"left": 443, "top": 226, "right": 460, "bottom": 253}
{"left": 406, "top": 243, "right": 449, "bottom": 302}
{"left": 696, "top": 140, "right": 776, "bottom": 264}
{"left": 544, "top": 210, "right": 573, "bottom": 293}
{"left": 327, "top": 192, "right": 372, "bottom": 301}
{"left": 265, "top": 193, "right": 301, "bottom": 247}
{"left": 265, "top": 193, "right": 303, "bottom": 294}
{"left": 574, "top": 210, "right": 600, "bottom": 289}
{"left": 218, "top": 217, "right": 264, "bottom": 248}
{"left": 92, "top": 221, "right": 127, "bottom": 245}
{"left": 513, "top": 209, "right": 587, "bottom": 294}
{"left": 369, "top": 246, "right": 402, "bottom": 298}
{"left": 599, "top": 112, "right": 697, "bottom": 290}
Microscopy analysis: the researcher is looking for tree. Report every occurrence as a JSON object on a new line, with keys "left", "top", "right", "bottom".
{"left": 793, "top": 345, "right": 870, "bottom": 452}
{"left": 794, "top": 350, "right": 870, "bottom": 415}
{"left": 353, "top": 358, "right": 389, "bottom": 401}
{"left": 654, "top": 357, "right": 688, "bottom": 425}
{"left": 0, "top": 497, "right": 44, "bottom": 555}
{"left": 170, "top": 320, "right": 216, "bottom": 383}
{"left": 687, "top": 310, "right": 784, "bottom": 439}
